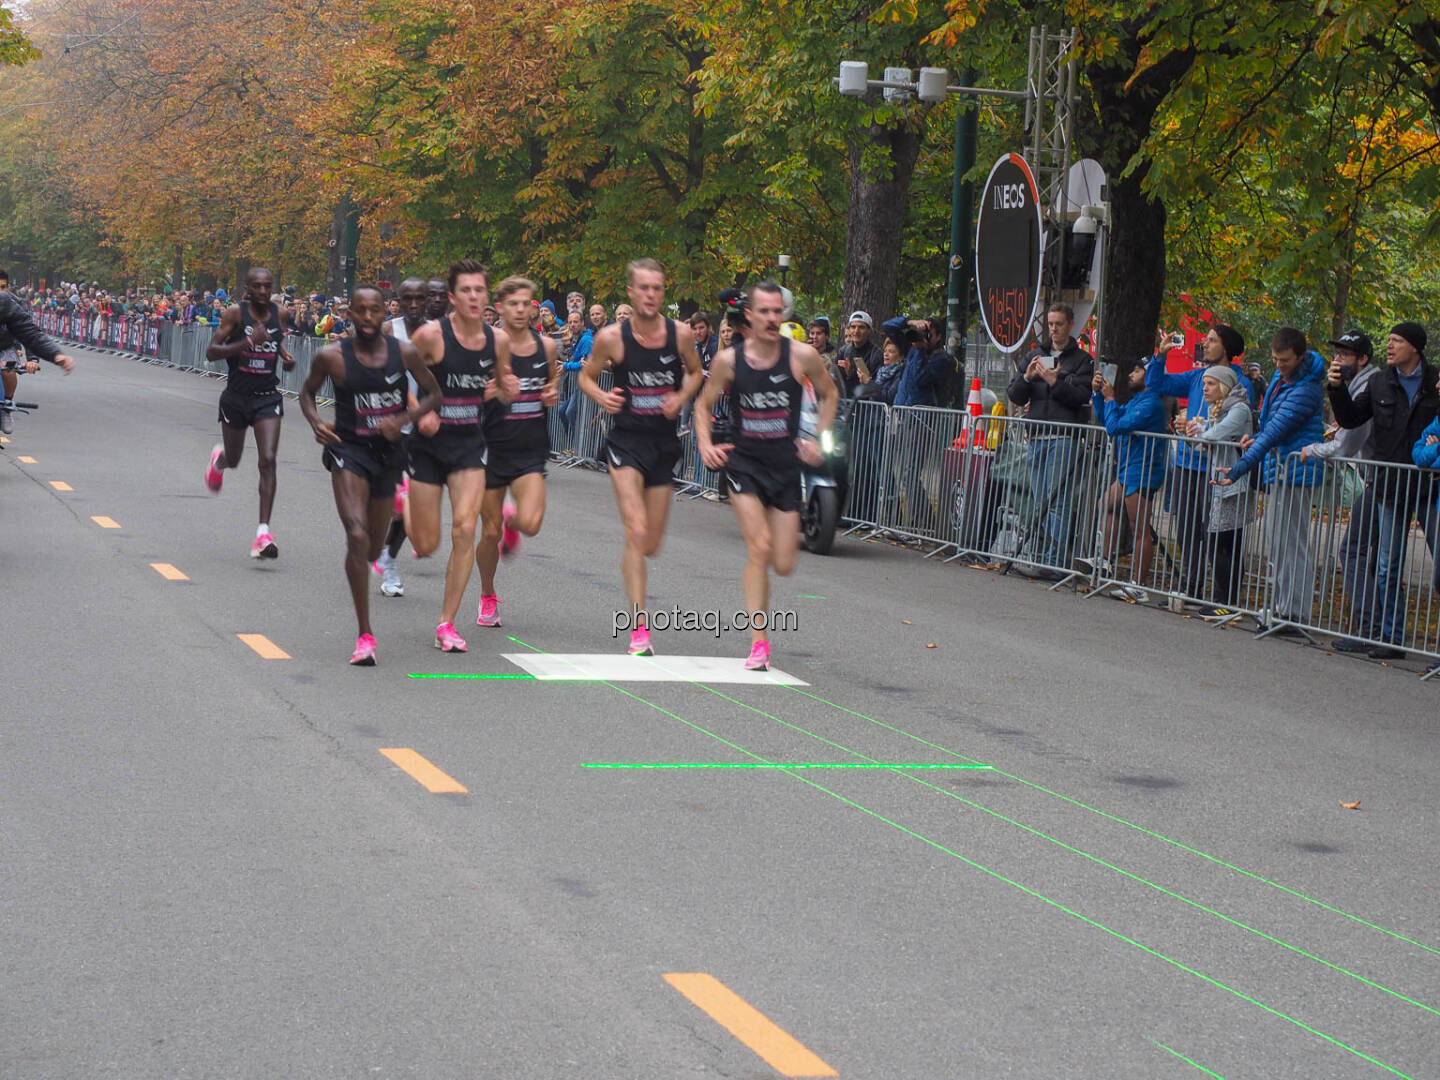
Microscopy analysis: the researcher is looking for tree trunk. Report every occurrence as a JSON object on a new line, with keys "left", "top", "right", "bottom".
{"left": 325, "top": 192, "right": 358, "bottom": 299}
{"left": 1100, "top": 164, "right": 1166, "bottom": 376}
{"left": 235, "top": 257, "right": 251, "bottom": 297}
{"left": 171, "top": 246, "right": 184, "bottom": 292}
{"left": 378, "top": 222, "right": 399, "bottom": 293}
{"left": 842, "top": 121, "right": 922, "bottom": 324}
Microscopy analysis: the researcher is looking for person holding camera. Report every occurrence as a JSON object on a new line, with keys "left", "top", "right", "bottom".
{"left": 1329, "top": 322, "right": 1439, "bottom": 657}
{"left": 1301, "top": 332, "right": 1376, "bottom": 644}
{"left": 885, "top": 315, "right": 956, "bottom": 409}
{"left": 1007, "top": 302, "right": 1094, "bottom": 571}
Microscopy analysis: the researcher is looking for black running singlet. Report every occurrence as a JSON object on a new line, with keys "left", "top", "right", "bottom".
{"left": 611, "top": 318, "right": 681, "bottom": 439}
{"left": 731, "top": 337, "right": 801, "bottom": 466}
{"left": 223, "top": 301, "right": 284, "bottom": 396}
{"left": 429, "top": 317, "right": 495, "bottom": 441}
{"left": 487, "top": 329, "right": 550, "bottom": 456}
{"left": 333, "top": 337, "right": 407, "bottom": 440}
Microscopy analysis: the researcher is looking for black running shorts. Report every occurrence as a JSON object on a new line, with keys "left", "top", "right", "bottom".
{"left": 605, "top": 433, "right": 681, "bottom": 488}
{"left": 486, "top": 451, "right": 548, "bottom": 490}
{"left": 218, "top": 390, "right": 283, "bottom": 428}
{"left": 406, "top": 437, "right": 489, "bottom": 486}
{"left": 323, "top": 438, "right": 406, "bottom": 500}
{"left": 725, "top": 455, "right": 801, "bottom": 513}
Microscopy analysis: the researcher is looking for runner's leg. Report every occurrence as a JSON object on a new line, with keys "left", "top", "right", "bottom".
{"left": 477, "top": 485, "right": 506, "bottom": 597}
{"left": 253, "top": 415, "right": 281, "bottom": 526}
{"left": 220, "top": 421, "right": 247, "bottom": 472}
{"left": 730, "top": 491, "right": 773, "bottom": 646}
{"left": 407, "top": 479, "right": 444, "bottom": 557}
{"left": 439, "top": 468, "right": 487, "bottom": 627}
{"left": 510, "top": 471, "right": 547, "bottom": 536}
{"left": 333, "top": 470, "right": 376, "bottom": 637}
{"left": 610, "top": 466, "right": 652, "bottom": 614}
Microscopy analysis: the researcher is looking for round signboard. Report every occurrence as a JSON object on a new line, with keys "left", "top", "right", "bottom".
{"left": 974, "top": 153, "right": 1043, "bottom": 354}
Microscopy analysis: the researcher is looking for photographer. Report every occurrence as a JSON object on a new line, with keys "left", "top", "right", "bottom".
{"left": 885, "top": 315, "right": 957, "bottom": 408}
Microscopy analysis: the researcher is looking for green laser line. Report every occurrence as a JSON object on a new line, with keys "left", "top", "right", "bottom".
{"left": 505, "top": 637, "right": 1414, "bottom": 1078}
{"left": 1151, "top": 1040, "right": 1228, "bottom": 1078}
{"left": 582, "top": 763, "right": 994, "bottom": 770}
{"left": 409, "top": 673, "right": 539, "bottom": 680}
{"left": 781, "top": 684, "right": 1440, "bottom": 961}
{"left": 683, "top": 683, "right": 1440, "bottom": 1019}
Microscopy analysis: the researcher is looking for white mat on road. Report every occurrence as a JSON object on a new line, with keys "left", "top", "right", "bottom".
{"left": 503, "top": 653, "right": 808, "bottom": 685}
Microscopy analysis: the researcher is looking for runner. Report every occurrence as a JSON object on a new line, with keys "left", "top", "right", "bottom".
{"left": 475, "top": 276, "right": 561, "bottom": 628}
{"left": 696, "top": 281, "right": 836, "bottom": 671}
{"left": 300, "top": 285, "right": 441, "bottom": 665}
{"left": 0, "top": 269, "right": 76, "bottom": 434}
{"left": 579, "top": 258, "right": 703, "bottom": 656}
{"left": 371, "top": 276, "right": 431, "bottom": 598}
{"left": 406, "top": 260, "right": 518, "bottom": 652}
{"left": 203, "top": 267, "right": 295, "bottom": 559}
{"left": 426, "top": 277, "right": 449, "bottom": 321}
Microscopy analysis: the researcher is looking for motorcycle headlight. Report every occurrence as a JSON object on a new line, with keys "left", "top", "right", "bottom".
{"left": 820, "top": 429, "right": 835, "bottom": 456}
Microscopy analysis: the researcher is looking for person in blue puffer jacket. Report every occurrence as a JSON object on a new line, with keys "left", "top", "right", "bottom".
{"left": 1144, "top": 324, "right": 1255, "bottom": 601}
{"left": 1086, "top": 362, "right": 1168, "bottom": 599}
{"left": 1215, "top": 327, "right": 1327, "bottom": 627}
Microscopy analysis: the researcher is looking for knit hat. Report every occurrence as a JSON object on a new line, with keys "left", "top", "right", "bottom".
{"left": 1203, "top": 364, "right": 1238, "bottom": 390}
{"left": 1391, "top": 322, "right": 1427, "bottom": 356}
{"left": 1213, "top": 324, "right": 1245, "bottom": 360}
{"left": 539, "top": 299, "right": 556, "bottom": 315}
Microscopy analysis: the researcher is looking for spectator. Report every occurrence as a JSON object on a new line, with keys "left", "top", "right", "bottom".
{"left": 483, "top": 304, "right": 499, "bottom": 327}
{"left": 689, "top": 311, "right": 717, "bottom": 365}
{"left": 858, "top": 331, "right": 905, "bottom": 406}
{"left": 1216, "top": 327, "right": 1326, "bottom": 632}
{"left": 809, "top": 316, "right": 835, "bottom": 363}
{"left": 566, "top": 291, "right": 586, "bottom": 316}
{"left": 539, "top": 300, "right": 560, "bottom": 337}
{"left": 1007, "top": 302, "right": 1095, "bottom": 570}
{"left": 835, "top": 311, "right": 883, "bottom": 397}
{"left": 1144, "top": 323, "right": 1255, "bottom": 601}
{"left": 1085, "top": 361, "right": 1168, "bottom": 600}
{"left": 1192, "top": 365, "right": 1257, "bottom": 615}
{"left": 614, "top": 303, "right": 634, "bottom": 322}
{"left": 1331, "top": 322, "right": 1439, "bottom": 657}
{"left": 1301, "top": 331, "right": 1379, "bottom": 644}
{"left": 587, "top": 303, "right": 608, "bottom": 333}
{"left": 887, "top": 315, "right": 956, "bottom": 408}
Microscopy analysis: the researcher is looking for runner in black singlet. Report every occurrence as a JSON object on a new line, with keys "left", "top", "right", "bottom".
{"left": 300, "top": 285, "right": 441, "bottom": 666}
{"left": 580, "top": 258, "right": 703, "bottom": 656}
{"left": 203, "top": 267, "right": 295, "bottom": 559}
{"left": 406, "top": 260, "right": 517, "bottom": 653}
{"left": 370, "top": 276, "right": 432, "bottom": 598}
{"left": 696, "top": 281, "right": 836, "bottom": 671}
{"left": 475, "top": 276, "right": 561, "bottom": 628}
{"left": 426, "top": 277, "right": 449, "bottom": 321}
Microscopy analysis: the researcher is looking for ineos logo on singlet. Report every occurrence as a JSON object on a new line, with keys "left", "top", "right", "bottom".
{"left": 355, "top": 389, "right": 404, "bottom": 413}
{"left": 446, "top": 371, "right": 490, "bottom": 390}
{"left": 739, "top": 390, "right": 792, "bottom": 411}
{"left": 631, "top": 370, "right": 677, "bottom": 388}
{"left": 240, "top": 325, "right": 280, "bottom": 355}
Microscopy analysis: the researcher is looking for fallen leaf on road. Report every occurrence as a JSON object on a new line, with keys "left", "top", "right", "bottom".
{"left": 901, "top": 620, "right": 912, "bottom": 625}
{"left": 1340, "top": 800, "right": 1361, "bottom": 810}
{"left": 926, "top": 642, "right": 937, "bottom": 649}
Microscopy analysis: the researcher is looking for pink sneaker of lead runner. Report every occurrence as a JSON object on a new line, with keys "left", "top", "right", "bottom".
{"left": 250, "top": 532, "right": 278, "bottom": 559}
{"left": 349, "top": 634, "right": 378, "bottom": 666}
{"left": 744, "top": 639, "right": 770, "bottom": 671}
{"left": 476, "top": 594, "right": 503, "bottom": 628}
{"left": 434, "top": 622, "right": 468, "bottom": 652}
{"left": 628, "top": 628, "right": 654, "bottom": 657}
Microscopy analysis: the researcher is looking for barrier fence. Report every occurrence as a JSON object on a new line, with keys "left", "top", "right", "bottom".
{"left": 47, "top": 314, "right": 1440, "bottom": 673}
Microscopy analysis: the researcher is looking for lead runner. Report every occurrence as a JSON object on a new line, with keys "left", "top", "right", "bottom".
{"left": 696, "top": 281, "right": 835, "bottom": 671}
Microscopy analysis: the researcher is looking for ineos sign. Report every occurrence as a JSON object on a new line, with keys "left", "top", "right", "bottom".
{"left": 975, "top": 153, "right": 1042, "bottom": 354}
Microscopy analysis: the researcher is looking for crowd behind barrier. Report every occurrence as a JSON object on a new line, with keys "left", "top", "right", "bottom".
{"left": 41, "top": 314, "right": 1440, "bottom": 676}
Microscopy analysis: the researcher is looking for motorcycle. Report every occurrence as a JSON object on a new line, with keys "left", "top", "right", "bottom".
{"left": 798, "top": 390, "right": 849, "bottom": 555}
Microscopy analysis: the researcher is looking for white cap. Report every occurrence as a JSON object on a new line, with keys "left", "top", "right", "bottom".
{"left": 849, "top": 310, "right": 873, "bottom": 327}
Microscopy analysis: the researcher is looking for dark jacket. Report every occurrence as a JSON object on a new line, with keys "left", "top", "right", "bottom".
{"left": 1331, "top": 359, "right": 1440, "bottom": 507}
{"left": 892, "top": 339, "right": 956, "bottom": 408}
{"left": 0, "top": 290, "right": 61, "bottom": 360}
{"left": 836, "top": 341, "right": 884, "bottom": 397}
{"left": 1007, "top": 339, "right": 1094, "bottom": 423}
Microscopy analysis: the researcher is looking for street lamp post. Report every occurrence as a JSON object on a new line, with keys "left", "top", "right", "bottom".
{"left": 836, "top": 63, "right": 1029, "bottom": 376}
{"left": 777, "top": 253, "right": 792, "bottom": 288}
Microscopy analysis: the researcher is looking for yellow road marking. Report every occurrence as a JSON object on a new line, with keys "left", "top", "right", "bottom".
{"left": 236, "top": 633, "right": 291, "bottom": 660}
{"left": 378, "top": 748, "right": 469, "bottom": 793}
{"left": 663, "top": 973, "right": 837, "bottom": 1077}
{"left": 49, "top": 480, "right": 72, "bottom": 491}
{"left": 91, "top": 515, "right": 121, "bottom": 529}
{"left": 151, "top": 563, "right": 189, "bottom": 581}
{"left": 18, "top": 455, "right": 36, "bottom": 463}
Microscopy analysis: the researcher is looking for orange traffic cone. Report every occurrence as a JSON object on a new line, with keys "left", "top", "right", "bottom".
{"left": 966, "top": 377, "right": 983, "bottom": 417}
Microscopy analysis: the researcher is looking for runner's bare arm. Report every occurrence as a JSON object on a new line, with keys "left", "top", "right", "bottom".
{"left": 402, "top": 342, "right": 442, "bottom": 422}
{"left": 488, "top": 331, "right": 519, "bottom": 403}
{"left": 300, "top": 345, "right": 344, "bottom": 446}
{"left": 696, "top": 349, "right": 735, "bottom": 469}
{"left": 798, "top": 342, "right": 838, "bottom": 437}
{"left": 540, "top": 335, "right": 561, "bottom": 408}
{"left": 205, "top": 305, "right": 250, "bottom": 363}
{"left": 579, "top": 325, "right": 626, "bottom": 413}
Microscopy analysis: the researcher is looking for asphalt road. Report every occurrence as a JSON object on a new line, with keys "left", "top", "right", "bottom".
{"left": 3, "top": 346, "right": 1438, "bottom": 1080}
